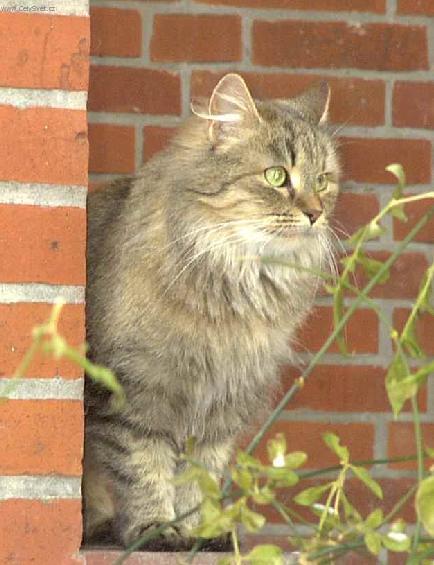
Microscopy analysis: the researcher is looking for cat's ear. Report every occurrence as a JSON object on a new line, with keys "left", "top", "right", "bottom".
{"left": 192, "top": 74, "right": 261, "bottom": 144}
{"left": 293, "top": 81, "right": 330, "bottom": 124}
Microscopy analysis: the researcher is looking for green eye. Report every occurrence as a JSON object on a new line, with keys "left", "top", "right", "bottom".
{"left": 316, "top": 173, "right": 329, "bottom": 193}
{"left": 264, "top": 166, "right": 288, "bottom": 188}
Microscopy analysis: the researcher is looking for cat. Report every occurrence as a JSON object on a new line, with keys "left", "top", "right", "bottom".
{"left": 83, "top": 73, "right": 340, "bottom": 549}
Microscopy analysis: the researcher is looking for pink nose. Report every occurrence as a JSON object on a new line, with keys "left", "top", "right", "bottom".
{"left": 302, "top": 208, "right": 322, "bottom": 225}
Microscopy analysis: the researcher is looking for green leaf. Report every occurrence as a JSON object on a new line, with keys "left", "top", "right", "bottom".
{"left": 237, "top": 451, "right": 262, "bottom": 469}
{"left": 246, "top": 544, "right": 284, "bottom": 565}
{"left": 197, "top": 472, "right": 221, "bottom": 500}
{"left": 386, "top": 163, "right": 406, "bottom": 189}
{"left": 416, "top": 475, "right": 434, "bottom": 536}
{"left": 240, "top": 505, "right": 266, "bottom": 533}
{"left": 390, "top": 203, "right": 408, "bottom": 223}
{"left": 366, "top": 219, "right": 386, "bottom": 240}
{"left": 231, "top": 468, "right": 253, "bottom": 492}
{"left": 365, "top": 508, "right": 384, "bottom": 529}
{"left": 364, "top": 531, "right": 382, "bottom": 555}
{"left": 283, "top": 451, "right": 307, "bottom": 469}
{"left": 385, "top": 351, "right": 410, "bottom": 417}
{"left": 401, "top": 322, "right": 424, "bottom": 358}
{"left": 293, "top": 483, "right": 331, "bottom": 506}
{"left": 251, "top": 485, "right": 275, "bottom": 505}
{"left": 264, "top": 466, "right": 299, "bottom": 487}
{"left": 341, "top": 491, "right": 361, "bottom": 521}
{"left": 351, "top": 465, "right": 383, "bottom": 499}
{"left": 381, "top": 531, "right": 411, "bottom": 552}
{"left": 387, "top": 361, "right": 434, "bottom": 416}
{"left": 323, "top": 432, "right": 349, "bottom": 463}
{"left": 357, "top": 252, "right": 390, "bottom": 285}
{"left": 266, "top": 433, "right": 286, "bottom": 464}
{"left": 196, "top": 499, "right": 233, "bottom": 538}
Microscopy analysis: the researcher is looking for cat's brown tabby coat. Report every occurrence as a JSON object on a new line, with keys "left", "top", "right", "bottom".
{"left": 84, "top": 74, "right": 340, "bottom": 548}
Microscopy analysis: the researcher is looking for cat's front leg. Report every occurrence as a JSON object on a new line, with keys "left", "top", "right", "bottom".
{"left": 174, "top": 440, "right": 233, "bottom": 540}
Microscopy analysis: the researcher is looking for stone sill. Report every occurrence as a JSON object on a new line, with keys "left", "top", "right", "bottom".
{"left": 82, "top": 549, "right": 228, "bottom": 564}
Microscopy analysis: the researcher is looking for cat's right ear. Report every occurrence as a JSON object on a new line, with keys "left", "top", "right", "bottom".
{"left": 191, "top": 74, "right": 261, "bottom": 145}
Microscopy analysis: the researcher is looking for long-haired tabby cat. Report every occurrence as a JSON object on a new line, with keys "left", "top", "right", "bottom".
{"left": 84, "top": 74, "right": 340, "bottom": 549}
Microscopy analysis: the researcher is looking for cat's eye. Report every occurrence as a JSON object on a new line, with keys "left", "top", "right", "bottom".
{"left": 315, "top": 173, "right": 329, "bottom": 193}
{"left": 264, "top": 166, "right": 288, "bottom": 188}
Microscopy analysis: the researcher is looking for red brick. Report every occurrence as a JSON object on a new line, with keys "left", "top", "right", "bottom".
{"left": 333, "top": 192, "right": 380, "bottom": 237}
{"left": 398, "top": 0, "right": 434, "bottom": 15}
{"left": 0, "top": 206, "right": 85, "bottom": 285}
{"left": 151, "top": 14, "right": 241, "bottom": 63}
{"left": 393, "top": 309, "right": 434, "bottom": 356}
{"left": 393, "top": 82, "right": 434, "bottom": 129}
{"left": 197, "top": 0, "right": 385, "bottom": 11}
{"left": 295, "top": 306, "right": 378, "bottom": 354}
{"left": 191, "top": 71, "right": 385, "bottom": 126}
{"left": 253, "top": 21, "right": 428, "bottom": 71}
{"left": 340, "top": 138, "right": 431, "bottom": 185}
{"left": 0, "top": 106, "right": 87, "bottom": 185}
{"left": 89, "top": 123, "right": 135, "bottom": 174}
{"left": 355, "top": 252, "right": 428, "bottom": 299}
{"left": 90, "top": 7, "right": 141, "bottom": 58}
{"left": 249, "top": 420, "right": 374, "bottom": 469}
{"left": 393, "top": 196, "right": 434, "bottom": 244}
{"left": 88, "top": 66, "right": 181, "bottom": 115}
{"left": 0, "top": 400, "right": 82, "bottom": 475}
{"left": 0, "top": 303, "right": 84, "bottom": 379}
{"left": 279, "top": 364, "right": 425, "bottom": 413}
{"left": 0, "top": 13, "right": 88, "bottom": 90}
{"left": 0, "top": 500, "right": 82, "bottom": 565}
{"left": 388, "top": 422, "right": 434, "bottom": 470}
{"left": 143, "top": 126, "right": 177, "bottom": 162}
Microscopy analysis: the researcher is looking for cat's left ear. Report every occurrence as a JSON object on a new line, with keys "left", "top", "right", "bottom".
{"left": 292, "top": 81, "right": 331, "bottom": 124}
{"left": 202, "top": 74, "right": 261, "bottom": 144}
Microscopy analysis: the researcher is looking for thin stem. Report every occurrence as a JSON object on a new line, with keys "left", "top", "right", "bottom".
{"left": 410, "top": 394, "right": 424, "bottom": 556}
{"left": 382, "top": 483, "right": 418, "bottom": 525}
{"left": 231, "top": 527, "right": 241, "bottom": 565}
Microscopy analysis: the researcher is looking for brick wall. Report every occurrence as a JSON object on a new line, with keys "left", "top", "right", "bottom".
{"left": 0, "top": 1, "right": 89, "bottom": 563}
{"left": 88, "top": 0, "right": 434, "bottom": 554}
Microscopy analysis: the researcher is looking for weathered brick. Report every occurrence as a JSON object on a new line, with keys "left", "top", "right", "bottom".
{"left": 281, "top": 364, "right": 426, "bottom": 412}
{"left": 398, "top": 0, "right": 434, "bottom": 15}
{"left": 196, "top": 0, "right": 385, "bottom": 11}
{"left": 151, "top": 14, "right": 241, "bottom": 63}
{"left": 0, "top": 303, "right": 84, "bottom": 379}
{"left": 253, "top": 21, "right": 428, "bottom": 71}
{"left": 88, "top": 66, "right": 181, "bottom": 115}
{"left": 0, "top": 205, "right": 85, "bottom": 285}
{"left": 247, "top": 420, "right": 374, "bottom": 468}
{"left": 0, "top": 500, "right": 82, "bottom": 565}
{"left": 355, "top": 252, "right": 428, "bottom": 299}
{"left": 393, "top": 82, "right": 434, "bottom": 129}
{"left": 393, "top": 195, "right": 434, "bottom": 244}
{"left": 0, "top": 106, "right": 88, "bottom": 185}
{"left": 340, "top": 138, "right": 431, "bottom": 184}
{"left": 388, "top": 422, "right": 434, "bottom": 470}
{"left": 143, "top": 126, "right": 177, "bottom": 162}
{"left": 0, "top": 13, "right": 88, "bottom": 90}
{"left": 90, "top": 7, "right": 142, "bottom": 58}
{"left": 0, "top": 400, "right": 83, "bottom": 475}
{"left": 333, "top": 192, "right": 380, "bottom": 236}
{"left": 88, "top": 123, "right": 135, "bottom": 174}
{"left": 191, "top": 71, "right": 385, "bottom": 126}
{"left": 393, "top": 309, "right": 434, "bottom": 356}
{"left": 295, "top": 306, "right": 378, "bottom": 354}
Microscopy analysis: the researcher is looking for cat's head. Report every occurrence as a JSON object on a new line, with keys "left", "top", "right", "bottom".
{"left": 170, "top": 73, "right": 340, "bottom": 261}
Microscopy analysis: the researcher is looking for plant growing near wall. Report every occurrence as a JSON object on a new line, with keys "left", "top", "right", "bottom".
{"left": 2, "top": 165, "right": 433, "bottom": 564}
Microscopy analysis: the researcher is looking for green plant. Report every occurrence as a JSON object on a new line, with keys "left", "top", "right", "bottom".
{"left": 5, "top": 165, "right": 434, "bottom": 565}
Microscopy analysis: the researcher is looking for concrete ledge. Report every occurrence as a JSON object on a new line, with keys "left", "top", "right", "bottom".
{"left": 82, "top": 550, "right": 230, "bottom": 565}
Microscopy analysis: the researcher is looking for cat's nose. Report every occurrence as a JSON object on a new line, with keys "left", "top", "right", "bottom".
{"left": 302, "top": 208, "right": 322, "bottom": 225}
